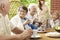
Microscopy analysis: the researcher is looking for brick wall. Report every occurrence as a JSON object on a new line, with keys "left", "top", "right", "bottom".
{"left": 51, "top": 0, "right": 60, "bottom": 12}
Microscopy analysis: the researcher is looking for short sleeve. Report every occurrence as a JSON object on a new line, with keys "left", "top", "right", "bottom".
{"left": 9, "top": 21, "right": 16, "bottom": 30}
{"left": 10, "top": 17, "right": 18, "bottom": 27}
{"left": 17, "top": 21, "right": 24, "bottom": 31}
{"left": 10, "top": 16, "right": 24, "bottom": 31}
{"left": 10, "top": 20, "right": 24, "bottom": 31}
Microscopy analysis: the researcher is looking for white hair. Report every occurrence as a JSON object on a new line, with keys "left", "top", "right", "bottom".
{"left": 28, "top": 3, "right": 37, "bottom": 10}
{"left": 0, "top": 0, "right": 8, "bottom": 7}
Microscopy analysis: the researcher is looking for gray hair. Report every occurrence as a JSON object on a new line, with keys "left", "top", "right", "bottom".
{"left": 28, "top": 3, "right": 37, "bottom": 10}
{"left": 0, "top": 0, "right": 8, "bottom": 7}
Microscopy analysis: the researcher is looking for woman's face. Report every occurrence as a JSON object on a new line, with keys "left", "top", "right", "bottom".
{"left": 38, "top": 0, "right": 45, "bottom": 5}
{"left": 40, "top": 1, "right": 44, "bottom": 4}
{"left": 51, "top": 14, "right": 58, "bottom": 21}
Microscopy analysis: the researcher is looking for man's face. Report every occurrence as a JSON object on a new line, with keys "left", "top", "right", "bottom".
{"left": 19, "top": 8, "right": 27, "bottom": 18}
{"left": 30, "top": 6, "right": 37, "bottom": 16}
{"left": 0, "top": 0, "right": 10, "bottom": 15}
{"left": 5, "top": 0, "right": 10, "bottom": 15}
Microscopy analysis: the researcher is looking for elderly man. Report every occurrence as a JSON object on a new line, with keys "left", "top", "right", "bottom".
{"left": 26, "top": 3, "right": 38, "bottom": 29}
{"left": 0, "top": 0, "right": 33, "bottom": 40}
{"left": 26, "top": 3, "right": 37, "bottom": 23}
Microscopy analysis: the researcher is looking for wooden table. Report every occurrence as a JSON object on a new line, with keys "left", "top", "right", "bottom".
{"left": 30, "top": 28, "right": 60, "bottom": 40}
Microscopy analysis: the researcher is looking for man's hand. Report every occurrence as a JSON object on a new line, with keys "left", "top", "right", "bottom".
{"left": 25, "top": 19, "right": 31, "bottom": 24}
{"left": 23, "top": 19, "right": 31, "bottom": 26}
{"left": 18, "top": 29, "right": 33, "bottom": 40}
{"left": 0, "top": 29, "right": 33, "bottom": 40}
{"left": 33, "top": 18, "right": 38, "bottom": 22}
{"left": 23, "top": 29, "right": 33, "bottom": 38}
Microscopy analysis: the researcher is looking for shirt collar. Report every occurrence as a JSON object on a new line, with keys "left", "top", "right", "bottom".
{"left": 27, "top": 12, "right": 34, "bottom": 18}
{"left": 0, "top": 13, "right": 3, "bottom": 18}
{"left": 0, "top": 12, "right": 8, "bottom": 18}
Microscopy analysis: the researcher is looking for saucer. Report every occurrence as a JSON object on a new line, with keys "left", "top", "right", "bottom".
{"left": 45, "top": 32, "right": 60, "bottom": 38}
{"left": 31, "top": 35, "right": 41, "bottom": 39}
{"left": 37, "top": 31, "right": 47, "bottom": 33}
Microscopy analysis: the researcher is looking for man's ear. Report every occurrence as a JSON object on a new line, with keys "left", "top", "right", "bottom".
{"left": 0, "top": 4, "right": 5, "bottom": 11}
{"left": 29, "top": 9, "right": 30, "bottom": 11}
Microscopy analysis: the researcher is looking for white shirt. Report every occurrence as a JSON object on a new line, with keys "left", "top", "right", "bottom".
{"left": 0, "top": 13, "right": 15, "bottom": 35}
{"left": 10, "top": 15, "right": 24, "bottom": 31}
{"left": 36, "top": 4, "right": 48, "bottom": 22}
{"left": 26, "top": 13, "right": 34, "bottom": 23}
{"left": 49, "top": 19, "right": 60, "bottom": 28}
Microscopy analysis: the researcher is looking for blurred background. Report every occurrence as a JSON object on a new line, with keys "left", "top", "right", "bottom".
{"left": 9, "top": 0, "right": 50, "bottom": 19}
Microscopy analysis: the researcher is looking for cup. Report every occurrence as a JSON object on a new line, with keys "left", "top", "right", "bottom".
{"left": 32, "top": 29, "right": 38, "bottom": 37}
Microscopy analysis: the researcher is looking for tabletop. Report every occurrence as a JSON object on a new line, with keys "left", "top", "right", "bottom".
{"left": 30, "top": 28, "right": 60, "bottom": 40}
